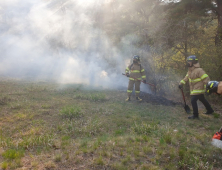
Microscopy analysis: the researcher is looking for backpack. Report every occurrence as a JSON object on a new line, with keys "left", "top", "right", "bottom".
{"left": 212, "top": 132, "right": 222, "bottom": 140}
{"left": 130, "top": 63, "right": 142, "bottom": 73}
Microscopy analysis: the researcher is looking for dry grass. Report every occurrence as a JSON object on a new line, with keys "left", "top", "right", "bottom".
{"left": 0, "top": 78, "right": 222, "bottom": 169}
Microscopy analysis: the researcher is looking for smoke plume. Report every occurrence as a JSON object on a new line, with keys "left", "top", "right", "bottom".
{"left": 0, "top": 0, "right": 152, "bottom": 92}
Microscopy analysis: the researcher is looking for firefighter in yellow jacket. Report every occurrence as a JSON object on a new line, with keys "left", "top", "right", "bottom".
{"left": 179, "top": 55, "right": 214, "bottom": 119}
{"left": 206, "top": 81, "right": 222, "bottom": 95}
{"left": 125, "top": 55, "right": 146, "bottom": 101}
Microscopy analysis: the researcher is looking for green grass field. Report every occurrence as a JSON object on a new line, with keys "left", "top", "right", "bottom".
{"left": 0, "top": 78, "right": 222, "bottom": 170}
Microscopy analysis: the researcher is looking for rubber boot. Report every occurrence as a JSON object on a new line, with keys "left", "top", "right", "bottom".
{"left": 204, "top": 110, "right": 214, "bottom": 115}
{"left": 188, "top": 115, "right": 199, "bottom": 119}
{"left": 136, "top": 97, "right": 142, "bottom": 101}
{"left": 125, "top": 97, "right": 131, "bottom": 101}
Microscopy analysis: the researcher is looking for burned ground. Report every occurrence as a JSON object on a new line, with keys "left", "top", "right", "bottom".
{"left": 140, "top": 92, "right": 181, "bottom": 106}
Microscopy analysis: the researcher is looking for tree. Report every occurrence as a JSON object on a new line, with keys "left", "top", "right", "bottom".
{"left": 214, "top": 0, "right": 222, "bottom": 45}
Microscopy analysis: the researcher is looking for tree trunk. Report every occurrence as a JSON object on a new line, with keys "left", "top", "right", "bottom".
{"left": 215, "top": 0, "right": 222, "bottom": 45}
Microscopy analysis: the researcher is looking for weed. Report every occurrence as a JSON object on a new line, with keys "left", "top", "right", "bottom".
{"left": 10, "top": 104, "right": 22, "bottom": 110}
{"left": 57, "top": 125, "right": 63, "bottom": 132}
{"left": 143, "top": 146, "right": 152, "bottom": 155}
{"left": 41, "top": 104, "right": 51, "bottom": 109}
{"left": 16, "top": 113, "right": 27, "bottom": 120}
{"left": 62, "top": 135, "right": 70, "bottom": 141}
{"left": 121, "top": 156, "right": 131, "bottom": 165}
{"left": 159, "top": 137, "right": 165, "bottom": 145}
{"left": 80, "top": 118, "right": 103, "bottom": 137}
{"left": 45, "top": 161, "right": 56, "bottom": 169}
{"left": 74, "top": 92, "right": 106, "bottom": 102}
{"left": 141, "top": 164, "right": 160, "bottom": 170}
{"left": 142, "top": 135, "right": 149, "bottom": 142}
{"left": 1, "top": 162, "right": 8, "bottom": 170}
{"left": 178, "top": 160, "right": 188, "bottom": 169}
{"left": 18, "top": 134, "right": 55, "bottom": 149}
{"left": 131, "top": 122, "right": 156, "bottom": 135}
{"left": 178, "top": 146, "right": 187, "bottom": 160}
{"left": 2, "top": 148, "right": 24, "bottom": 160}
{"left": 0, "top": 137, "right": 13, "bottom": 148}
{"left": 169, "top": 148, "right": 176, "bottom": 160}
{"left": 75, "top": 94, "right": 84, "bottom": 99}
{"left": 54, "top": 153, "right": 62, "bottom": 162}
{"left": 93, "top": 156, "right": 104, "bottom": 165}
{"left": 112, "top": 162, "right": 128, "bottom": 170}
{"left": 80, "top": 139, "right": 88, "bottom": 148}
{"left": 89, "top": 93, "right": 106, "bottom": 102}
{"left": 101, "top": 150, "right": 108, "bottom": 157}
{"left": 59, "top": 106, "right": 82, "bottom": 120}
{"left": 0, "top": 96, "right": 10, "bottom": 105}
{"left": 115, "top": 128, "right": 125, "bottom": 136}
{"left": 213, "top": 113, "right": 220, "bottom": 118}
{"left": 12, "top": 159, "right": 23, "bottom": 169}
{"left": 156, "top": 149, "right": 163, "bottom": 156}
{"left": 133, "top": 148, "right": 140, "bottom": 157}
{"left": 31, "top": 161, "right": 38, "bottom": 167}
{"left": 163, "top": 133, "right": 172, "bottom": 144}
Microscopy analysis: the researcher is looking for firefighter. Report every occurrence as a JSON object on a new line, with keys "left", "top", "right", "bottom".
{"left": 125, "top": 55, "right": 146, "bottom": 101}
{"left": 179, "top": 55, "right": 214, "bottom": 119}
{"left": 206, "top": 81, "right": 222, "bottom": 95}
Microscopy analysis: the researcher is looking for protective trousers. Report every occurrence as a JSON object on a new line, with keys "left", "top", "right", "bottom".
{"left": 127, "top": 80, "right": 141, "bottom": 97}
{"left": 191, "top": 94, "right": 214, "bottom": 116}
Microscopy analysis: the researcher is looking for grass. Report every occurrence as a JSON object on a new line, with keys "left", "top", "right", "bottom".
{"left": 2, "top": 149, "right": 24, "bottom": 160}
{"left": 0, "top": 78, "right": 222, "bottom": 169}
{"left": 59, "top": 106, "right": 83, "bottom": 120}
{"left": 74, "top": 92, "right": 106, "bottom": 101}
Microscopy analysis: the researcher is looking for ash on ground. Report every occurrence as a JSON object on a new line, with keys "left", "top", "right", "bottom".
{"left": 116, "top": 86, "right": 182, "bottom": 106}
{"left": 139, "top": 91, "right": 181, "bottom": 106}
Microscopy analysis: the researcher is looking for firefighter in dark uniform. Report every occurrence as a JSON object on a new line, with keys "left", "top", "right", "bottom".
{"left": 206, "top": 81, "right": 222, "bottom": 95}
{"left": 125, "top": 55, "right": 146, "bottom": 101}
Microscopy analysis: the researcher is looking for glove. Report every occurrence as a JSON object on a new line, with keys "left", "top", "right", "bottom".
{"left": 178, "top": 84, "right": 183, "bottom": 89}
{"left": 126, "top": 73, "right": 130, "bottom": 77}
{"left": 143, "top": 80, "right": 146, "bottom": 83}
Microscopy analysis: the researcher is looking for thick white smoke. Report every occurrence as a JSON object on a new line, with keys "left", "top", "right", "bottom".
{"left": 0, "top": 0, "right": 151, "bottom": 92}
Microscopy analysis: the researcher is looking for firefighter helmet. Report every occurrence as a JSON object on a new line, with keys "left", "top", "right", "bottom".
{"left": 206, "top": 81, "right": 219, "bottom": 95}
{"left": 186, "top": 55, "right": 198, "bottom": 67}
{"left": 133, "top": 55, "right": 140, "bottom": 62}
{"left": 187, "top": 55, "right": 198, "bottom": 62}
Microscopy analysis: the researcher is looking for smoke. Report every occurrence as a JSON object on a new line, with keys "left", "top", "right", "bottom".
{"left": 0, "top": 0, "right": 153, "bottom": 93}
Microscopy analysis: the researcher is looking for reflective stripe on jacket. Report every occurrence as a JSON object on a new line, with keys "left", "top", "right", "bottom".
{"left": 125, "top": 63, "right": 146, "bottom": 81}
{"left": 179, "top": 63, "right": 210, "bottom": 95}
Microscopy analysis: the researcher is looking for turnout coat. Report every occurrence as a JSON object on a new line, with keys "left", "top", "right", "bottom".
{"left": 217, "top": 82, "right": 222, "bottom": 95}
{"left": 125, "top": 63, "right": 146, "bottom": 81}
{"left": 179, "top": 63, "right": 210, "bottom": 95}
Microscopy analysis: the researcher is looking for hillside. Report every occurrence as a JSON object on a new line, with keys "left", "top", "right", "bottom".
{"left": 0, "top": 79, "right": 222, "bottom": 170}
